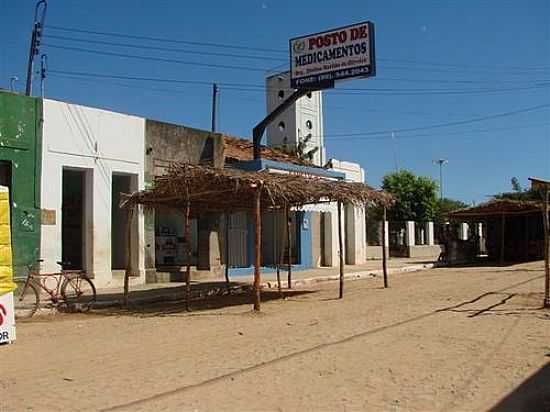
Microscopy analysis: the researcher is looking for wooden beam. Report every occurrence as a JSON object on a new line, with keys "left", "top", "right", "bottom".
{"left": 224, "top": 213, "right": 231, "bottom": 293}
{"left": 500, "top": 213, "right": 506, "bottom": 265}
{"left": 123, "top": 207, "right": 134, "bottom": 307}
{"left": 253, "top": 186, "right": 262, "bottom": 311}
{"left": 338, "top": 201, "right": 344, "bottom": 299}
{"left": 286, "top": 206, "right": 292, "bottom": 290}
{"left": 184, "top": 196, "right": 192, "bottom": 311}
{"left": 382, "top": 207, "right": 389, "bottom": 288}
{"left": 543, "top": 187, "right": 549, "bottom": 307}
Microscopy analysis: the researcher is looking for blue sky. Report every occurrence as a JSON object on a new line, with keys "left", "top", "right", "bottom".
{"left": 1, "top": 0, "right": 549, "bottom": 203}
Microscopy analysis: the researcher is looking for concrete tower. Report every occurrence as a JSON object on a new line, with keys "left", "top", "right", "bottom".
{"left": 265, "top": 71, "right": 325, "bottom": 166}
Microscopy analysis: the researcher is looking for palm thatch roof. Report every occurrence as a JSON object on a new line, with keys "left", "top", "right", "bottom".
{"left": 122, "top": 163, "right": 393, "bottom": 212}
{"left": 448, "top": 199, "right": 544, "bottom": 219}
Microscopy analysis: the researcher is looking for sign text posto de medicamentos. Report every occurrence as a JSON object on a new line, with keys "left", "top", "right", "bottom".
{"left": 289, "top": 21, "right": 376, "bottom": 90}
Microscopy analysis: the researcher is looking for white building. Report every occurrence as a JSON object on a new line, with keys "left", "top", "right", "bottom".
{"left": 40, "top": 99, "right": 146, "bottom": 288}
{"left": 265, "top": 72, "right": 325, "bottom": 166}
{"left": 265, "top": 72, "right": 370, "bottom": 266}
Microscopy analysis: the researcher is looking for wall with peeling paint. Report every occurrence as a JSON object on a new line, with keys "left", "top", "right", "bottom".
{"left": 0, "top": 91, "right": 42, "bottom": 278}
{"left": 41, "top": 99, "right": 146, "bottom": 288}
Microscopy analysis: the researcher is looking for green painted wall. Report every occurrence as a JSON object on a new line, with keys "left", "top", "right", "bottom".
{"left": 0, "top": 91, "right": 42, "bottom": 278}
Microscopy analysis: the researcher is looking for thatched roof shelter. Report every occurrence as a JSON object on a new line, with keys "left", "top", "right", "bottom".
{"left": 120, "top": 162, "right": 393, "bottom": 311}
{"left": 448, "top": 199, "right": 542, "bottom": 219}
{"left": 122, "top": 163, "right": 393, "bottom": 212}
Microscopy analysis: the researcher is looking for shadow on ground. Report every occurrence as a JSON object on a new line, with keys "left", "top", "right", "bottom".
{"left": 90, "top": 288, "right": 314, "bottom": 317}
{"left": 489, "top": 362, "right": 550, "bottom": 412}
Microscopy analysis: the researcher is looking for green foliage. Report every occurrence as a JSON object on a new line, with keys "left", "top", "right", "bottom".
{"left": 381, "top": 170, "right": 438, "bottom": 221}
{"left": 435, "top": 197, "right": 469, "bottom": 223}
{"left": 494, "top": 177, "right": 539, "bottom": 201}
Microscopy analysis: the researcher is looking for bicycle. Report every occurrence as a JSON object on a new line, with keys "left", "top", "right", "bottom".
{"left": 13, "top": 260, "right": 97, "bottom": 319}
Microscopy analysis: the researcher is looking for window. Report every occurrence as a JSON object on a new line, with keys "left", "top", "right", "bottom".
{"left": 278, "top": 90, "right": 285, "bottom": 100}
{"left": 278, "top": 121, "right": 286, "bottom": 132}
{"left": 305, "top": 120, "right": 313, "bottom": 130}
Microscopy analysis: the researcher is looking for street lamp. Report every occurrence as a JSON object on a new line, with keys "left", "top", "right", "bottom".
{"left": 433, "top": 159, "right": 448, "bottom": 199}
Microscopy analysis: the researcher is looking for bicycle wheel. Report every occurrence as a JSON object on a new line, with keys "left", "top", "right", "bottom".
{"left": 13, "top": 279, "right": 40, "bottom": 319}
{"left": 61, "top": 275, "right": 96, "bottom": 312}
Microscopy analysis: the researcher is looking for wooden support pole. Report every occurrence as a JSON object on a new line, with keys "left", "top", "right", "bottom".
{"left": 382, "top": 207, "right": 389, "bottom": 288}
{"left": 286, "top": 206, "right": 292, "bottom": 290}
{"left": 338, "top": 201, "right": 344, "bottom": 299}
{"left": 224, "top": 213, "right": 231, "bottom": 293}
{"left": 543, "top": 187, "right": 549, "bottom": 307}
{"left": 253, "top": 186, "right": 262, "bottom": 311}
{"left": 123, "top": 207, "right": 134, "bottom": 307}
{"left": 276, "top": 209, "right": 283, "bottom": 296}
{"left": 500, "top": 213, "right": 506, "bottom": 265}
{"left": 184, "top": 197, "right": 192, "bottom": 312}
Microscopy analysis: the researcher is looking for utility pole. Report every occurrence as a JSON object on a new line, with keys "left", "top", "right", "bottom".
{"left": 433, "top": 159, "right": 448, "bottom": 199}
{"left": 211, "top": 83, "right": 218, "bottom": 132}
{"left": 40, "top": 54, "right": 47, "bottom": 98}
{"left": 25, "top": 0, "right": 47, "bottom": 96}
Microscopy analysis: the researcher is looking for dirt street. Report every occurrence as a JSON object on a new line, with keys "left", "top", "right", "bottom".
{"left": 2, "top": 262, "right": 550, "bottom": 412}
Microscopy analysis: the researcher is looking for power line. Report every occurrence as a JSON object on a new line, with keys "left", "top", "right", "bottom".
{"left": 44, "top": 34, "right": 285, "bottom": 62}
{"left": 47, "top": 69, "right": 550, "bottom": 96}
{"left": 46, "top": 24, "right": 550, "bottom": 77}
{"left": 43, "top": 43, "right": 270, "bottom": 72}
{"left": 324, "top": 121, "right": 550, "bottom": 141}
{"left": 45, "top": 24, "right": 288, "bottom": 54}
{"left": 320, "top": 102, "right": 550, "bottom": 138}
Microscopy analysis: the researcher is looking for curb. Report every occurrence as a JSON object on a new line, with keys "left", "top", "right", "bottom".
{"left": 89, "top": 263, "right": 442, "bottom": 309}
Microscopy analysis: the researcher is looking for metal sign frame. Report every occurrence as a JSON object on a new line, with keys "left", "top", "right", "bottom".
{"left": 289, "top": 21, "right": 376, "bottom": 90}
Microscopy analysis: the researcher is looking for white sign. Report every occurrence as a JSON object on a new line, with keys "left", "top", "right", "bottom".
{"left": 0, "top": 292, "right": 16, "bottom": 344}
{"left": 290, "top": 21, "right": 376, "bottom": 89}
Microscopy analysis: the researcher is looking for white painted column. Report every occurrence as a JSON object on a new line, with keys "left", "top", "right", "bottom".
{"left": 406, "top": 221, "right": 416, "bottom": 246}
{"left": 425, "top": 222, "right": 435, "bottom": 246}
{"left": 459, "top": 223, "right": 469, "bottom": 240}
{"left": 379, "top": 221, "right": 389, "bottom": 248}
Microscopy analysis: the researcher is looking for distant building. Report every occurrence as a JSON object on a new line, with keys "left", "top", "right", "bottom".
{"left": 265, "top": 71, "right": 325, "bottom": 166}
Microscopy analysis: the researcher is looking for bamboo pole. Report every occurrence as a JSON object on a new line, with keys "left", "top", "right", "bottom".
{"left": 382, "top": 207, "right": 389, "bottom": 288}
{"left": 123, "top": 207, "right": 135, "bottom": 307}
{"left": 338, "top": 201, "right": 344, "bottom": 299}
{"left": 543, "top": 187, "right": 549, "bottom": 307}
{"left": 277, "top": 208, "right": 285, "bottom": 296}
{"left": 500, "top": 213, "right": 506, "bottom": 265}
{"left": 286, "top": 206, "right": 292, "bottom": 290}
{"left": 253, "top": 186, "right": 262, "bottom": 311}
{"left": 224, "top": 213, "right": 231, "bottom": 293}
{"left": 184, "top": 196, "right": 192, "bottom": 311}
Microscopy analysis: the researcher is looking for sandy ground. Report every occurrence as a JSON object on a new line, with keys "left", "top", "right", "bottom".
{"left": 2, "top": 261, "right": 550, "bottom": 412}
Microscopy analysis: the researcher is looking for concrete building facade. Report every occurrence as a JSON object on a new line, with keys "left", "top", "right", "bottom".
{"left": 265, "top": 72, "right": 325, "bottom": 166}
{"left": 0, "top": 91, "right": 42, "bottom": 278}
{"left": 40, "top": 99, "right": 146, "bottom": 288}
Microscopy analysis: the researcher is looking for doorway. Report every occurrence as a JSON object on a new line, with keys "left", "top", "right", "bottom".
{"left": 112, "top": 173, "right": 137, "bottom": 270}
{"left": 62, "top": 169, "right": 85, "bottom": 270}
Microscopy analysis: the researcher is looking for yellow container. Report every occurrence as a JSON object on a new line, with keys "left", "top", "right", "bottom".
{"left": 0, "top": 187, "right": 16, "bottom": 296}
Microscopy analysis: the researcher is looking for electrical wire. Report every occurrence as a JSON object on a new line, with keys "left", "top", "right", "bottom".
{"left": 47, "top": 69, "right": 550, "bottom": 96}
{"left": 44, "top": 34, "right": 285, "bottom": 62}
{"left": 45, "top": 24, "right": 288, "bottom": 54}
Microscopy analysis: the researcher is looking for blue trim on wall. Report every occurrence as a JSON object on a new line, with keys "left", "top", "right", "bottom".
{"left": 235, "top": 159, "right": 345, "bottom": 180}
{"left": 227, "top": 210, "right": 315, "bottom": 278}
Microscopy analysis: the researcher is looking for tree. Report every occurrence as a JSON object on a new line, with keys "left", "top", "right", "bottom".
{"left": 381, "top": 170, "right": 438, "bottom": 221}
{"left": 434, "top": 197, "right": 468, "bottom": 224}
{"left": 494, "top": 177, "right": 538, "bottom": 201}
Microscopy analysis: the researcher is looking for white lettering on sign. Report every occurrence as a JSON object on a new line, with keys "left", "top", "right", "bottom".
{"left": 290, "top": 21, "right": 376, "bottom": 89}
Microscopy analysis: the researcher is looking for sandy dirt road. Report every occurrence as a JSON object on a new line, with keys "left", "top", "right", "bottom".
{"left": 2, "top": 262, "right": 549, "bottom": 412}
